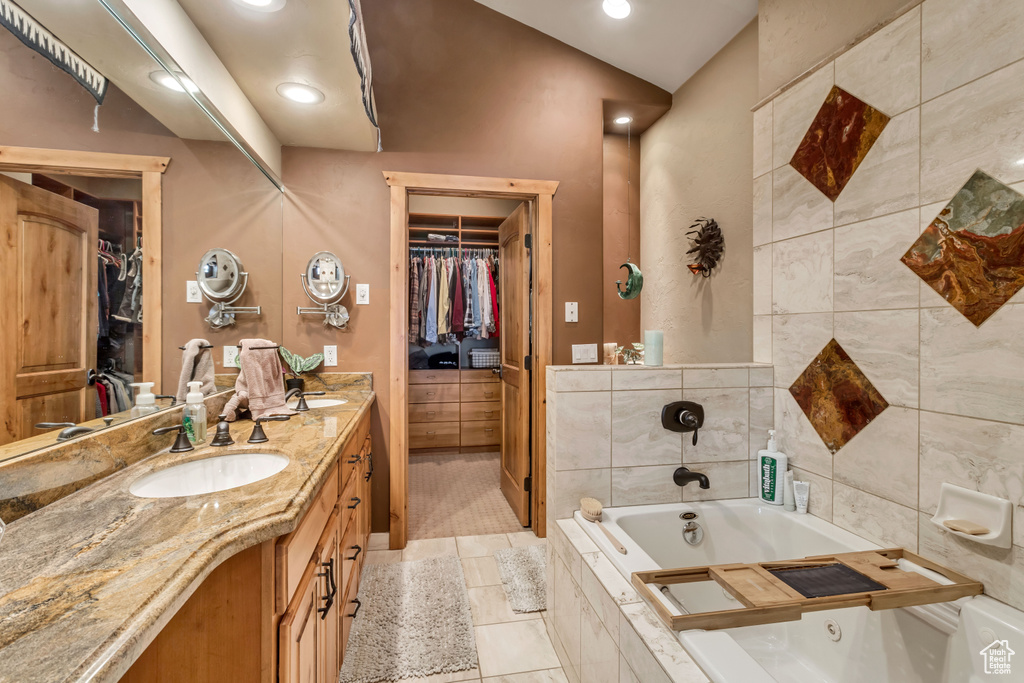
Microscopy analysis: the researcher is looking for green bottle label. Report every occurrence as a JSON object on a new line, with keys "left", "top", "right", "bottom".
{"left": 183, "top": 415, "right": 196, "bottom": 443}
{"left": 760, "top": 455, "right": 776, "bottom": 500}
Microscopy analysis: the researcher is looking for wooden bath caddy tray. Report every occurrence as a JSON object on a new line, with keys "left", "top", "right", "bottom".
{"left": 631, "top": 548, "right": 982, "bottom": 631}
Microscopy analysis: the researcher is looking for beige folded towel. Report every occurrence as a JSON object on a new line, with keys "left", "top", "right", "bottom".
{"left": 175, "top": 339, "right": 215, "bottom": 403}
{"left": 222, "top": 339, "right": 296, "bottom": 422}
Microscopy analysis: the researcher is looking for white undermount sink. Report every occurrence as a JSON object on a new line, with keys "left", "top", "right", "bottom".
{"left": 286, "top": 398, "right": 347, "bottom": 409}
{"left": 129, "top": 452, "right": 289, "bottom": 498}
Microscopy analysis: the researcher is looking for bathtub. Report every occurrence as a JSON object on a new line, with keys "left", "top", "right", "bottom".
{"left": 574, "top": 499, "right": 1024, "bottom": 683}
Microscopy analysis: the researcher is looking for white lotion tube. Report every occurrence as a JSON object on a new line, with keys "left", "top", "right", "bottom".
{"left": 793, "top": 481, "right": 809, "bottom": 514}
{"left": 783, "top": 470, "right": 796, "bottom": 511}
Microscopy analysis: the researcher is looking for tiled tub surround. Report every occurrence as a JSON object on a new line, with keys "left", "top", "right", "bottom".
{"left": 545, "top": 364, "right": 774, "bottom": 525}
{"left": 753, "top": 0, "right": 1024, "bottom": 611}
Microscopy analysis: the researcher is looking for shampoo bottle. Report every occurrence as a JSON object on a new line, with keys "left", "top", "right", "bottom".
{"left": 183, "top": 381, "right": 207, "bottom": 445}
{"left": 129, "top": 382, "right": 159, "bottom": 418}
{"left": 758, "top": 430, "right": 787, "bottom": 505}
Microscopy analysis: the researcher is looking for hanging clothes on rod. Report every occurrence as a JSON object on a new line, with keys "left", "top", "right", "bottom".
{"left": 408, "top": 245, "right": 499, "bottom": 346}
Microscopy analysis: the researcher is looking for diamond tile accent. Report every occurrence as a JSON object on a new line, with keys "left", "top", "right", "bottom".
{"left": 789, "top": 339, "right": 889, "bottom": 454}
{"left": 902, "top": 170, "right": 1024, "bottom": 326}
{"left": 790, "top": 86, "right": 891, "bottom": 201}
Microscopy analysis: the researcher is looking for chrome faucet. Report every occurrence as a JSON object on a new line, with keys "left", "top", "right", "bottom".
{"left": 673, "top": 467, "right": 710, "bottom": 489}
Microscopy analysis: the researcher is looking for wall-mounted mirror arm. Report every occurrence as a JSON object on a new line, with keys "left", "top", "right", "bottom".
{"left": 197, "top": 248, "right": 261, "bottom": 329}
{"left": 297, "top": 251, "right": 350, "bottom": 329}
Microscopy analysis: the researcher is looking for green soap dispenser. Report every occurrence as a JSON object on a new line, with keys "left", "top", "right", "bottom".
{"left": 183, "top": 381, "right": 207, "bottom": 445}
{"left": 758, "top": 430, "right": 787, "bottom": 505}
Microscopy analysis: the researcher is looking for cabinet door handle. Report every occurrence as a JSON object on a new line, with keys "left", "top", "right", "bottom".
{"left": 347, "top": 454, "right": 361, "bottom": 464}
{"left": 426, "top": 375, "right": 436, "bottom": 379}
{"left": 484, "top": 428, "right": 493, "bottom": 433}
{"left": 427, "top": 411, "right": 436, "bottom": 417}
{"left": 484, "top": 391, "right": 494, "bottom": 398}
{"left": 426, "top": 431, "right": 436, "bottom": 435}
{"left": 348, "top": 496, "right": 361, "bottom": 509}
{"left": 364, "top": 451, "right": 373, "bottom": 481}
{"left": 348, "top": 598, "right": 362, "bottom": 618}
{"left": 484, "top": 411, "right": 494, "bottom": 418}
{"left": 317, "top": 558, "right": 337, "bottom": 619}
{"left": 426, "top": 392, "right": 436, "bottom": 397}
{"left": 348, "top": 544, "right": 363, "bottom": 561}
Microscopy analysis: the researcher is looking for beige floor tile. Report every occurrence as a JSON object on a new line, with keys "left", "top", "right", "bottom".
{"left": 457, "top": 533, "right": 512, "bottom": 558}
{"left": 469, "top": 585, "right": 539, "bottom": 625}
{"left": 462, "top": 556, "right": 503, "bottom": 587}
{"left": 476, "top": 621, "right": 561, "bottom": 678}
{"left": 507, "top": 531, "right": 546, "bottom": 547}
{"left": 396, "top": 668, "right": 481, "bottom": 682}
{"left": 368, "top": 532, "right": 390, "bottom": 550}
{"left": 483, "top": 669, "right": 569, "bottom": 682}
{"left": 364, "top": 549, "right": 403, "bottom": 565}
{"left": 403, "top": 537, "right": 458, "bottom": 562}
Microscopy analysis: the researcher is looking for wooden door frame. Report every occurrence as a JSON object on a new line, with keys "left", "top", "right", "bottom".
{"left": 0, "top": 146, "right": 169, "bottom": 388}
{"left": 384, "top": 171, "right": 558, "bottom": 549}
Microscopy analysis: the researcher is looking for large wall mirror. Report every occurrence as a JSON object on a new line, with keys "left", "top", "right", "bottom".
{"left": 0, "top": 0, "right": 284, "bottom": 464}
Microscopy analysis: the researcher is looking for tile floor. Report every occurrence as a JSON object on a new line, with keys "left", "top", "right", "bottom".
{"left": 409, "top": 452, "right": 525, "bottom": 540}
{"left": 364, "top": 531, "right": 566, "bottom": 682}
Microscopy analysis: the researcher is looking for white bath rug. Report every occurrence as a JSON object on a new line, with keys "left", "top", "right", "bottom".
{"left": 493, "top": 545, "right": 547, "bottom": 613}
{"left": 338, "top": 556, "right": 477, "bottom": 683}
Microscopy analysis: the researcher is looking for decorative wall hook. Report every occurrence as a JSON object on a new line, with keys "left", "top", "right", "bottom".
{"left": 686, "top": 218, "right": 724, "bottom": 277}
{"left": 616, "top": 260, "right": 644, "bottom": 300}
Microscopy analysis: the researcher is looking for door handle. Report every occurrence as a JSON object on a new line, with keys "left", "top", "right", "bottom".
{"left": 317, "top": 558, "right": 337, "bottom": 619}
{"left": 347, "top": 544, "right": 362, "bottom": 561}
{"left": 347, "top": 454, "right": 361, "bottom": 464}
{"left": 484, "top": 391, "right": 494, "bottom": 398}
{"left": 426, "top": 392, "right": 436, "bottom": 397}
{"left": 484, "top": 411, "right": 494, "bottom": 418}
{"left": 348, "top": 497, "right": 361, "bottom": 509}
{"left": 348, "top": 597, "right": 362, "bottom": 618}
{"left": 427, "top": 411, "right": 435, "bottom": 417}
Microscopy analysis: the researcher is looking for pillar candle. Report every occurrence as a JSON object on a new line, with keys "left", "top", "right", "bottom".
{"left": 644, "top": 330, "right": 664, "bottom": 367}
{"left": 604, "top": 342, "right": 618, "bottom": 365}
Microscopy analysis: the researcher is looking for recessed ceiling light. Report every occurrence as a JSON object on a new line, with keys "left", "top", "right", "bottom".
{"left": 232, "top": 0, "right": 287, "bottom": 11}
{"left": 149, "top": 70, "right": 198, "bottom": 94}
{"left": 614, "top": 116, "right": 633, "bottom": 125}
{"left": 603, "top": 0, "right": 631, "bottom": 19}
{"left": 277, "top": 82, "right": 325, "bottom": 105}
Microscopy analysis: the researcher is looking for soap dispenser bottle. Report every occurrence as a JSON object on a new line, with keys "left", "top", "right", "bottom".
{"left": 183, "top": 381, "right": 207, "bottom": 445}
{"left": 129, "top": 382, "right": 159, "bottom": 418}
{"left": 758, "top": 430, "right": 787, "bottom": 505}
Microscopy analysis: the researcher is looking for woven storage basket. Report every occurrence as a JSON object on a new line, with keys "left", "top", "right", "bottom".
{"left": 469, "top": 348, "right": 500, "bottom": 368}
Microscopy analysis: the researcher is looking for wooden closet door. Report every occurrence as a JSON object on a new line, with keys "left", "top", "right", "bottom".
{"left": 498, "top": 203, "right": 531, "bottom": 526}
{"left": 0, "top": 175, "right": 98, "bottom": 445}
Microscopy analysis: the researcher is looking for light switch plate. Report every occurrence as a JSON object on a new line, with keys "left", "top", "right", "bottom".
{"left": 324, "top": 345, "right": 338, "bottom": 367}
{"left": 186, "top": 280, "right": 202, "bottom": 303}
{"left": 565, "top": 302, "right": 578, "bottom": 323}
{"left": 356, "top": 283, "right": 370, "bottom": 305}
{"left": 571, "top": 343, "right": 598, "bottom": 364}
{"left": 223, "top": 345, "right": 239, "bottom": 369}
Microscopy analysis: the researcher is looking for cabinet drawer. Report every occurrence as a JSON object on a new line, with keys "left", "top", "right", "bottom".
{"left": 461, "top": 383, "right": 499, "bottom": 403}
{"left": 461, "top": 369, "right": 499, "bottom": 383}
{"left": 461, "top": 420, "right": 501, "bottom": 447}
{"left": 409, "top": 402, "right": 460, "bottom": 423}
{"left": 276, "top": 461, "right": 339, "bottom": 613}
{"left": 410, "top": 369, "right": 460, "bottom": 384}
{"left": 461, "top": 401, "right": 500, "bottom": 422}
{"left": 409, "top": 383, "right": 460, "bottom": 403}
{"left": 409, "top": 421, "right": 460, "bottom": 449}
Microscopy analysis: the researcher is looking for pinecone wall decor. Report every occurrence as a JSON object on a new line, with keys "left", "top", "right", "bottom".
{"left": 686, "top": 218, "right": 724, "bottom": 277}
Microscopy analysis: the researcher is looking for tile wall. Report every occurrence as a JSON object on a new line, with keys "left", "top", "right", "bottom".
{"left": 753, "top": 0, "right": 1024, "bottom": 609}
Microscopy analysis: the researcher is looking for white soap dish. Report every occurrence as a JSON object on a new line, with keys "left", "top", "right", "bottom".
{"left": 930, "top": 483, "right": 1012, "bottom": 549}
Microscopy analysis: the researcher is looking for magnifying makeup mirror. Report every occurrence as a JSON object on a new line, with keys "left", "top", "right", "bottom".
{"left": 196, "top": 248, "right": 261, "bottom": 328}
{"left": 298, "top": 251, "right": 351, "bottom": 328}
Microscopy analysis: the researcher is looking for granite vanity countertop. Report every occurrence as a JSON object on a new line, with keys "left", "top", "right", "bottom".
{"left": 0, "top": 389, "right": 375, "bottom": 683}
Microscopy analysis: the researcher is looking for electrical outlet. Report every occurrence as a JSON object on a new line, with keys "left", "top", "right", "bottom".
{"left": 186, "top": 280, "right": 202, "bottom": 303}
{"left": 565, "top": 302, "right": 578, "bottom": 323}
{"left": 356, "top": 283, "right": 370, "bottom": 305}
{"left": 223, "top": 345, "right": 239, "bottom": 369}
{"left": 324, "top": 345, "right": 338, "bottom": 367}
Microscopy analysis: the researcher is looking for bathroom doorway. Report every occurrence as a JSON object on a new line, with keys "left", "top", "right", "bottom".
{"left": 387, "top": 172, "right": 558, "bottom": 549}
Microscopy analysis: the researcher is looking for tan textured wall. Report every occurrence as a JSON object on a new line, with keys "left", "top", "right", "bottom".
{"left": 758, "top": 0, "right": 916, "bottom": 97}
{"left": 602, "top": 135, "right": 642, "bottom": 350}
{"left": 639, "top": 20, "right": 758, "bottom": 364}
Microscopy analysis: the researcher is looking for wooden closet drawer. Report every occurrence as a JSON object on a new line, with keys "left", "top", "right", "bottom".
{"left": 409, "top": 402, "right": 460, "bottom": 423}
{"left": 461, "top": 383, "right": 499, "bottom": 403}
{"left": 409, "top": 383, "right": 460, "bottom": 403}
{"left": 461, "top": 420, "right": 501, "bottom": 447}
{"left": 461, "top": 369, "right": 499, "bottom": 383}
{"left": 461, "top": 401, "right": 500, "bottom": 422}
{"left": 410, "top": 369, "right": 460, "bottom": 384}
{"left": 409, "top": 422, "right": 460, "bottom": 449}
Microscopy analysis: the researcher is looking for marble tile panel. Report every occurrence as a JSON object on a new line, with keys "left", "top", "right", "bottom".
{"left": 918, "top": 513, "right": 1024, "bottom": 611}
{"left": 772, "top": 313, "right": 834, "bottom": 388}
{"left": 748, "top": 388, "right": 775, "bottom": 460}
{"left": 790, "top": 466, "right": 834, "bottom": 522}
{"left": 773, "top": 63, "right": 835, "bottom": 169}
{"left": 550, "top": 629, "right": 578, "bottom": 683}
{"left": 753, "top": 244, "right": 772, "bottom": 315}
{"left": 681, "top": 461, "right": 748, "bottom": 502}
{"left": 402, "top": 537, "right": 458, "bottom": 561}
{"left": 753, "top": 172, "right": 773, "bottom": 247}
{"left": 556, "top": 519, "right": 600, "bottom": 583}
{"left": 462, "top": 556, "right": 503, "bottom": 588}
{"left": 582, "top": 552, "right": 640, "bottom": 644}
{"left": 611, "top": 369, "right": 682, "bottom": 390}
{"left": 919, "top": 411, "right": 1024, "bottom": 547}
{"left": 398, "top": 668, "right": 481, "bottom": 683}
{"left": 835, "top": 5, "right": 921, "bottom": 114}
{"left": 748, "top": 460, "right": 759, "bottom": 498}
{"left": 834, "top": 309, "right": 919, "bottom": 408}
{"left": 834, "top": 108, "right": 920, "bottom": 226}
{"left": 749, "top": 367, "right": 774, "bottom": 387}
{"left": 553, "top": 392, "right": 612, "bottom": 471}
{"left": 920, "top": 59, "right": 1024, "bottom": 204}
{"left": 921, "top": 0, "right": 1024, "bottom": 101}
{"left": 775, "top": 389, "right": 833, "bottom": 478}
{"left": 753, "top": 101, "right": 773, "bottom": 178}
{"left": 368, "top": 532, "right": 389, "bottom": 550}
{"left": 618, "top": 612, "right": 672, "bottom": 683}
{"left": 772, "top": 164, "right": 835, "bottom": 242}
{"left": 902, "top": 170, "right": 1024, "bottom": 326}
{"left": 581, "top": 599, "right": 619, "bottom": 683}
{"left": 619, "top": 654, "right": 641, "bottom": 683}
{"left": 682, "top": 368, "right": 748, "bottom": 389}
{"left": 833, "top": 483, "right": 919, "bottom": 550}
{"left": 833, "top": 406, "right": 918, "bottom": 508}
{"left": 551, "top": 469, "right": 611, "bottom": 522}
{"left": 508, "top": 531, "right": 546, "bottom": 547}
{"left": 920, "top": 305, "right": 1024, "bottom": 424}
{"left": 682, "top": 388, "right": 749, "bottom": 462}
{"left": 553, "top": 557, "right": 582, "bottom": 677}
{"left": 457, "top": 534, "right": 512, "bottom": 558}
{"left": 476, "top": 620, "right": 562, "bottom": 678}
{"left": 620, "top": 603, "right": 709, "bottom": 682}
{"left": 790, "top": 86, "right": 891, "bottom": 201}
{"left": 611, "top": 466, "right": 682, "bottom": 506}
{"left": 834, "top": 209, "right": 922, "bottom": 311}
{"left": 470, "top": 585, "right": 538, "bottom": 625}
{"left": 772, "top": 230, "right": 834, "bottom": 314}
{"left": 611, "top": 390, "right": 683, "bottom": 467}
{"left": 554, "top": 369, "right": 612, "bottom": 393}
{"left": 753, "top": 315, "right": 772, "bottom": 365}
{"left": 483, "top": 670, "right": 569, "bottom": 683}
